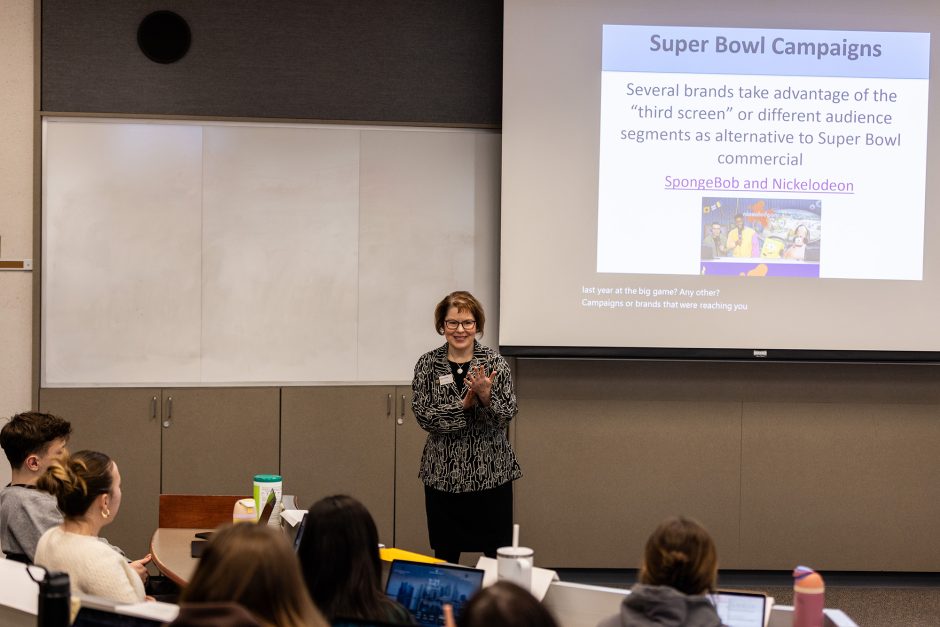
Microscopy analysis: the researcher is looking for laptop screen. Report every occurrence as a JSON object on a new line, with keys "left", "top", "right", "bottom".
{"left": 711, "top": 591, "right": 767, "bottom": 627}
{"left": 293, "top": 512, "right": 308, "bottom": 552}
{"left": 384, "top": 560, "right": 484, "bottom": 627}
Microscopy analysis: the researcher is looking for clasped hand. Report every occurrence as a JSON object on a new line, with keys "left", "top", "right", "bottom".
{"left": 130, "top": 553, "right": 152, "bottom": 583}
{"left": 462, "top": 364, "right": 496, "bottom": 408}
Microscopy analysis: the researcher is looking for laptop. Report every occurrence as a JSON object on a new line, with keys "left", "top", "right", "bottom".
{"left": 292, "top": 512, "right": 308, "bottom": 552}
{"left": 710, "top": 590, "right": 770, "bottom": 627}
{"left": 384, "top": 559, "right": 485, "bottom": 627}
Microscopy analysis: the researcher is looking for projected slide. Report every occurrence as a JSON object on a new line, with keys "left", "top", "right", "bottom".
{"left": 500, "top": 4, "right": 939, "bottom": 356}
{"left": 597, "top": 25, "right": 929, "bottom": 281}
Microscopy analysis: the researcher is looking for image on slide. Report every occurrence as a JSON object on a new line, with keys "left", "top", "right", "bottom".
{"left": 700, "top": 197, "right": 821, "bottom": 277}
{"left": 596, "top": 25, "right": 928, "bottom": 280}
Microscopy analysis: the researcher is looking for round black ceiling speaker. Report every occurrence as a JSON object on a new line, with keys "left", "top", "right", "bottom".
{"left": 137, "top": 11, "right": 191, "bottom": 64}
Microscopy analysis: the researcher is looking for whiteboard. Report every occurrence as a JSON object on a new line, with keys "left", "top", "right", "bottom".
{"left": 42, "top": 118, "right": 500, "bottom": 386}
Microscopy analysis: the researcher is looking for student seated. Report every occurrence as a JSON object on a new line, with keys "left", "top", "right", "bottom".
{"left": 1, "top": 412, "right": 150, "bottom": 580}
{"left": 453, "top": 581, "right": 560, "bottom": 627}
{"left": 34, "top": 450, "right": 146, "bottom": 603}
{"left": 297, "top": 494, "right": 413, "bottom": 624}
{"left": 174, "top": 523, "right": 327, "bottom": 627}
{"left": 0, "top": 411, "right": 72, "bottom": 562}
{"left": 598, "top": 516, "right": 722, "bottom": 627}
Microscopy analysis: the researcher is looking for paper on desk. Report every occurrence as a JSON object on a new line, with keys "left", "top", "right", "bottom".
{"left": 475, "top": 556, "right": 559, "bottom": 601}
{"left": 280, "top": 509, "right": 306, "bottom": 527}
{"left": 115, "top": 601, "right": 180, "bottom": 622}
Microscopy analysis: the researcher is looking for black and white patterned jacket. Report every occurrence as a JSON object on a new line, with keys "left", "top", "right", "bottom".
{"left": 412, "top": 341, "right": 522, "bottom": 493}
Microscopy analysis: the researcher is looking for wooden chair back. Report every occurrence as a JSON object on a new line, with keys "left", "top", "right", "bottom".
{"left": 158, "top": 494, "right": 249, "bottom": 528}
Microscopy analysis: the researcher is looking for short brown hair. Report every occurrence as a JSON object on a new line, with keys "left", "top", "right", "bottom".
{"left": 182, "top": 523, "right": 327, "bottom": 627}
{"left": 640, "top": 516, "right": 718, "bottom": 595}
{"left": 0, "top": 411, "right": 72, "bottom": 469}
{"left": 434, "top": 291, "right": 485, "bottom": 336}
{"left": 458, "top": 581, "right": 559, "bottom": 627}
{"left": 37, "top": 450, "right": 113, "bottom": 519}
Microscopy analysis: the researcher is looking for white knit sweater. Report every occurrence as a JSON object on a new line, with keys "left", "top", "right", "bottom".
{"left": 34, "top": 526, "right": 145, "bottom": 603}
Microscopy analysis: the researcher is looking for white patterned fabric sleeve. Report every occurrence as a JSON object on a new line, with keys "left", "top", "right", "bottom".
{"left": 84, "top": 553, "right": 146, "bottom": 604}
{"left": 479, "top": 355, "right": 517, "bottom": 429}
{"left": 412, "top": 352, "right": 468, "bottom": 434}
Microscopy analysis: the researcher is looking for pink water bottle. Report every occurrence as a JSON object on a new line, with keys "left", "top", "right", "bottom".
{"left": 792, "top": 565, "right": 825, "bottom": 627}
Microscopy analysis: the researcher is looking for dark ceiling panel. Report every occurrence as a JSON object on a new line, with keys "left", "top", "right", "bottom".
{"left": 41, "top": 0, "right": 502, "bottom": 125}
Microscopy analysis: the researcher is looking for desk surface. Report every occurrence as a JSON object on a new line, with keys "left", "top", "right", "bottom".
{"left": 150, "top": 528, "right": 210, "bottom": 587}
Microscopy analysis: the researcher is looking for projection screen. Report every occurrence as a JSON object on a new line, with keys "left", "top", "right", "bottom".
{"left": 499, "top": 0, "right": 940, "bottom": 360}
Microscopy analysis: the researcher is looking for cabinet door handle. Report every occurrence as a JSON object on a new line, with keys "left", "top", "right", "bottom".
{"left": 398, "top": 394, "right": 406, "bottom": 425}
{"left": 163, "top": 396, "right": 173, "bottom": 428}
{"left": 387, "top": 393, "right": 392, "bottom": 417}
{"left": 151, "top": 396, "right": 158, "bottom": 419}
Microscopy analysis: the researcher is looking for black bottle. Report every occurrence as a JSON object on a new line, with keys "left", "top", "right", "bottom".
{"left": 37, "top": 570, "right": 70, "bottom": 627}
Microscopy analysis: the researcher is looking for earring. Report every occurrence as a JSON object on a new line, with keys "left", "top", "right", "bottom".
{"left": 102, "top": 507, "right": 111, "bottom": 519}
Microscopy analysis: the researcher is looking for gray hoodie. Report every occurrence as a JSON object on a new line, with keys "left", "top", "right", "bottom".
{"left": 597, "top": 584, "right": 723, "bottom": 627}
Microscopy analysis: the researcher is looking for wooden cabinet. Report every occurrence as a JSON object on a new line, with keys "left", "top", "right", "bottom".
{"left": 160, "top": 388, "right": 279, "bottom": 495}
{"left": 281, "top": 387, "right": 396, "bottom": 544}
{"left": 38, "top": 387, "right": 279, "bottom": 557}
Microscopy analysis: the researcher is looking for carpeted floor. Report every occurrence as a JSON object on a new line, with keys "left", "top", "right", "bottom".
{"left": 557, "top": 569, "right": 940, "bottom": 626}
{"left": 740, "top": 585, "right": 940, "bottom": 626}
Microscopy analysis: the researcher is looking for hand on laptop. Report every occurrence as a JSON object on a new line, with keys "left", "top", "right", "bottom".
{"left": 443, "top": 603, "right": 456, "bottom": 627}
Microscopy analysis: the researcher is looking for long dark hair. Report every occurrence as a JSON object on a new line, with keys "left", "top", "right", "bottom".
{"left": 298, "top": 495, "right": 402, "bottom": 622}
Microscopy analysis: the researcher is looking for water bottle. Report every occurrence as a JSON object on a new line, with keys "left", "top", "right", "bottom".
{"left": 792, "top": 565, "right": 824, "bottom": 627}
{"left": 37, "top": 570, "right": 70, "bottom": 627}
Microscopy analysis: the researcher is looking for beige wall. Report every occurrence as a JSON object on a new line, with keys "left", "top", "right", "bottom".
{"left": 0, "top": 0, "right": 34, "bottom": 485}
{"left": 513, "top": 359, "right": 940, "bottom": 570}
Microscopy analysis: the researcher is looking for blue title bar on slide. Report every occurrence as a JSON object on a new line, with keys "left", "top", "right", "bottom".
{"left": 602, "top": 25, "right": 929, "bottom": 79}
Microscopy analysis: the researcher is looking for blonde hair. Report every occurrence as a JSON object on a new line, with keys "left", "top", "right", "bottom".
{"left": 181, "top": 524, "right": 327, "bottom": 627}
{"left": 640, "top": 516, "right": 718, "bottom": 595}
{"left": 37, "top": 450, "right": 113, "bottom": 519}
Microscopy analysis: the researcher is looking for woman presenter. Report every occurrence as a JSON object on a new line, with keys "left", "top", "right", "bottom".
{"left": 412, "top": 291, "right": 521, "bottom": 564}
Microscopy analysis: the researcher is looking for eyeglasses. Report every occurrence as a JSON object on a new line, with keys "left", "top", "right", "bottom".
{"left": 444, "top": 319, "right": 477, "bottom": 331}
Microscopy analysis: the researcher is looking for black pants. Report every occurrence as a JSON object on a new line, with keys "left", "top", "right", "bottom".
{"left": 425, "top": 481, "right": 513, "bottom": 563}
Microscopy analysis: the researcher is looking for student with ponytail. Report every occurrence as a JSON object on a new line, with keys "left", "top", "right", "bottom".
{"left": 34, "top": 450, "right": 146, "bottom": 603}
